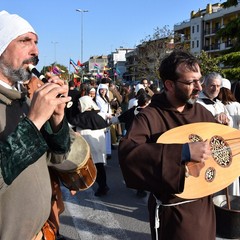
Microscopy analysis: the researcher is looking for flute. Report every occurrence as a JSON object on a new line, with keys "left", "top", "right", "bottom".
{"left": 28, "top": 64, "right": 73, "bottom": 108}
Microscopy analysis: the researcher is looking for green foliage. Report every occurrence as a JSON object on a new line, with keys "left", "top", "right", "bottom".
{"left": 217, "top": 18, "right": 240, "bottom": 38}
{"left": 221, "top": 0, "right": 239, "bottom": 8}
{"left": 197, "top": 51, "right": 223, "bottom": 76}
{"left": 222, "top": 67, "right": 240, "bottom": 80}
{"left": 40, "top": 63, "right": 70, "bottom": 81}
{"left": 217, "top": 51, "right": 240, "bottom": 67}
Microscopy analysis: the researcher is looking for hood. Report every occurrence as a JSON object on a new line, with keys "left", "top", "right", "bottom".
{"left": 79, "top": 95, "right": 100, "bottom": 113}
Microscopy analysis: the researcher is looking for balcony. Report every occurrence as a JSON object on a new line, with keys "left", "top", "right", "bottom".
{"left": 203, "top": 43, "right": 220, "bottom": 51}
{"left": 204, "top": 26, "right": 221, "bottom": 35}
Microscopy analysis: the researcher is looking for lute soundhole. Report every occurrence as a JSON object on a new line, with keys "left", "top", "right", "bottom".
{"left": 210, "top": 135, "right": 232, "bottom": 167}
{"left": 205, "top": 167, "right": 216, "bottom": 182}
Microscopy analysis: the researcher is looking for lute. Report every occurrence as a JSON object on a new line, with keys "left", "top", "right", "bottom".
{"left": 157, "top": 122, "right": 240, "bottom": 199}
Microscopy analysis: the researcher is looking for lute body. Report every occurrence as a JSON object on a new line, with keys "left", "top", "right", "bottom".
{"left": 157, "top": 122, "right": 240, "bottom": 199}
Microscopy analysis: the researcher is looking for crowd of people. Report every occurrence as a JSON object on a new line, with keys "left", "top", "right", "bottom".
{"left": 1, "top": 9, "right": 240, "bottom": 240}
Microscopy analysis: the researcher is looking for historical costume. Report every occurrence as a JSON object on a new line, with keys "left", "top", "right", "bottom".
{"left": 71, "top": 96, "right": 110, "bottom": 196}
{"left": 119, "top": 92, "right": 217, "bottom": 240}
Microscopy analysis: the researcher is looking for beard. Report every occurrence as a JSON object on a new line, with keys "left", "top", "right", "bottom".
{"left": 0, "top": 56, "right": 39, "bottom": 83}
{"left": 175, "top": 84, "right": 198, "bottom": 105}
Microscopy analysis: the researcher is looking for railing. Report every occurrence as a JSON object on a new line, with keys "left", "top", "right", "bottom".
{"left": 204, "top": 26, "right": 221, "bottom": 35}
{"left": 203, "top": 43, "right": 220, "bottom": 51}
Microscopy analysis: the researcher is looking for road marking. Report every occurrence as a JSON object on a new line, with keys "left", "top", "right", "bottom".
{"left": 62, "top": 187, "right": 130, "bottom": 240}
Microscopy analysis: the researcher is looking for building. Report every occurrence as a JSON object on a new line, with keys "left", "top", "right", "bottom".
{"left": 125, "top": 38, "right": 174, "bottom": 82}
{"left": 107, "top": 47, "right": 134, "bottom": 81}
{"left": 174, "top": 2, "right": 240, "bottom": 57}
{"left": 87, "top": 55, "right": 108, "bottom": 77}
{"left": 124, "top": 49, "right": 138, "bottom": 81}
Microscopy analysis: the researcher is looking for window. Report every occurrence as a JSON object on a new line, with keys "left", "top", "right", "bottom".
{"left": 197, "top": 25, "right": 199, "bottom": 32}
{"left": 192, "top": 41, "right": 195, "bottom": 48}
{"left": 192, "top": 26, "right": 195, "bottom": 34}
{"left": 197, "top": 40, "right": 199, "bottom": 48}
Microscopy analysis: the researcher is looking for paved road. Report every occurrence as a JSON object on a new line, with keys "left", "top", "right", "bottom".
{"left": 58, "top": 148, "right": 239, "bottom": 240}
{"left": 59, "top": 148, "right": 151, "bottom": 240}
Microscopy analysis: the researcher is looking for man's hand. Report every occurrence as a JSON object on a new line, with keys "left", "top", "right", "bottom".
{"left": 187, "top": 140, "right": 211, "bottom": 177}
{"left": 28, "top": 77, "right": 71, "bottom": 131}
{"left": 215, "top": 112, "right": 230, "bottom": 125}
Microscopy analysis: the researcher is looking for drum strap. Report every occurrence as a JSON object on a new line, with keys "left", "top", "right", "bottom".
{"left": 153, "top": 194, "right": 197, "bottom": 240}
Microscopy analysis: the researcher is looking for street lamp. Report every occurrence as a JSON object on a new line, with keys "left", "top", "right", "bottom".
{"left": 51, "top": 41, "right": 58, "bottom": 63}
{"left": 76, "top": 9, "right": 89, "bottom": 63}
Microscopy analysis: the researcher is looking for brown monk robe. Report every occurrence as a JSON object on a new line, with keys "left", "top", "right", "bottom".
{"left": 119, "top": 92, "right": 217, "bottom": 240}
{"left": 119, "top": 50, "right": 219, "bottom": 240}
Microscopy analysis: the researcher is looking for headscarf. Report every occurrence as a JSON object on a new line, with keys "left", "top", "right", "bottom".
{"left": 221, "top": 78, "right": 231, "bottom": 90}
{"left": 0, "top": 10, "right": 37, "bottom": 56}
{"left": 79, "top": 95, "right": 99, "bottom": 113}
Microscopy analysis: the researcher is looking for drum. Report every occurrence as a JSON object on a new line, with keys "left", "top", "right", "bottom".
{"left": 52, "top": 135, "right": 97, "bottom": 191}
{"left": 213, "top": 194, "right": 240, "bottom": 239}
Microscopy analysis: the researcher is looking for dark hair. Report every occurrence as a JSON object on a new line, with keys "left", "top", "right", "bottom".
{"left": 232, "top": 81, "right": 240, "bottom": 102}
{"left": 159, "top": 50, "right": 200, "bottom": 83}
{"left": 101, "top": 78, "right": 110, "bottom": 84}
{"left": 136, "top": 88, "right": 146, "bottom": 98}
{"left": 68, "top": 80, "right": 75, "bottom": 88}
{"left": 217, "top": 87, "right": 237, "bottom": 104}
{"left": 137, "top": 92, "right": 151, "bottom": 107}
{"left": 141, "top": 79, "right": 148, "bottom": 84}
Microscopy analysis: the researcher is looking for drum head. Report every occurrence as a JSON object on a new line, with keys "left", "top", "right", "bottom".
{"left": 53, "top": 135, "right": 90, "bottom": 171}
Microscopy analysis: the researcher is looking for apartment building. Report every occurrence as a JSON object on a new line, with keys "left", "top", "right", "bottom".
{"left": 86, "top": 55, "right": 108, "bottom": 77}
{"left": 107, "top": 47, "right": 134, "bottom": 80}
{"left": 124, "top": 38, "right": 174, "bottom": 81}
{"left": 174, "top": 2, "right": 240, "bottom": 57}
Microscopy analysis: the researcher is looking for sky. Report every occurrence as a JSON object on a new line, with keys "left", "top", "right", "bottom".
{"left": 0, "top": 0, "right": 221, "bottom": 71}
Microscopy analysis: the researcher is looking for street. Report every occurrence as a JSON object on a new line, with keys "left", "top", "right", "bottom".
{"left": 58, "top": 148, "right": 239, "bottom": 240}
{"left": 59, "top": 147, "right": 151, "bottom": 240}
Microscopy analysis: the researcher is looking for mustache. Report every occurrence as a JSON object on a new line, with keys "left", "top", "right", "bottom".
{"left": 192, "top": 89, "right": 200, "bottom": 95}
{"left": 22, "top": 56, "right": 39, "bottom": 66}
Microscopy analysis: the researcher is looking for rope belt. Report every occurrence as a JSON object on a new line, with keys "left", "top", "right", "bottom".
{"left": 153, "top": 194, "right": 197, "bottom": 240}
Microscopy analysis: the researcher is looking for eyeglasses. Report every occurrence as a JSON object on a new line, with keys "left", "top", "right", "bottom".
{"left": 176, "top": 78, "right": 204, "bottom": 86}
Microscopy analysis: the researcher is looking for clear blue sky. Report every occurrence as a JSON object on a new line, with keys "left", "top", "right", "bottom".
{"left": 0, "top": 0, "right": 219, "bottom": 71}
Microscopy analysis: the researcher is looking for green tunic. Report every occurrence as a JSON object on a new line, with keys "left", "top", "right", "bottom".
{"left": 0, "top": 85, "right": 70, "bottom": 240}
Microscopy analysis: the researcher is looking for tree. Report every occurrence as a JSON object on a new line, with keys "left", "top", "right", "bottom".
{"left": 197, "top": 50, "right": 223, "bottom": 76}
{"left": 217, "top": 51, "right": 240, "bottom": 80}
{"left": 221, "top": 0, "right": 239, "bottom": 8}
{"left": 137, "top": 25, "right": 174, "bottom": 81}
{"left": 40, "top": 63, "right": 70, "bottom": 81}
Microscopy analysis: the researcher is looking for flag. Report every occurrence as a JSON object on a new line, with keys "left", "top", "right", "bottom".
{"left": 70, "top": 58, "right": 78, "bottom": 66}
{"left": 52, "top": 66, "right": 65, "bottom": 75}
{"left": 77, "top": 60, "right": 84, "bottom": 67}
{"left": 73, "top": 73, "right": 80, "bottom": 78}
{"left": 94, "top": 63, "right": 99, "bottom": 69}
{"left": 93, "top": 63, "right": 100, "bottom": 73}
{"left": 70, "top": 58, "right": 80, "bottom": 72}
{"left": 116, "top": 67, "right": 121, "bottom": 75}
{"left": 72, "top": 64, "right": 79, "bottom": 73}
{"left": 96, "top": 73, "right": 102, "bottom": 79}
{"left": 103, "top": 66, "right": 111, "bottom": 71}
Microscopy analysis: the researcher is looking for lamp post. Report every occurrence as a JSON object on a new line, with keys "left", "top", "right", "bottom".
{"left": 51, "top": 41, "right": 58, "bottom": 63}
{"left": 76, "top": 9, "right": 89, "bottom": 63}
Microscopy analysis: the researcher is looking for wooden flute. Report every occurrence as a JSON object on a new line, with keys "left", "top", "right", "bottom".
{"left": 28, "top": 64, "right": 73, "bottom": 108}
